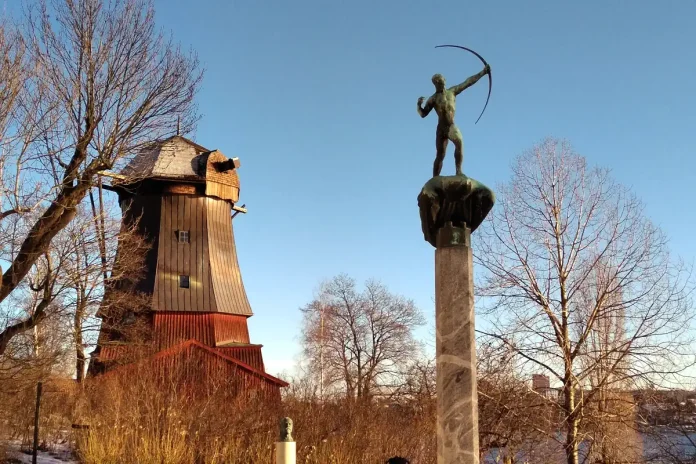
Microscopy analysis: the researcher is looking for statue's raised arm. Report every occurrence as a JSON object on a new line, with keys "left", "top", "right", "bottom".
{"left": 435, "top": 44, "right": 492, "bottom": 125}
{"left": 450, "top": 65, "right": 490, "bottom": 96}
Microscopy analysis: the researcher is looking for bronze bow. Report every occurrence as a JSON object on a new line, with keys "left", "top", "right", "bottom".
{"left": 435, "top": 44, "right": 492, "bottom": 124}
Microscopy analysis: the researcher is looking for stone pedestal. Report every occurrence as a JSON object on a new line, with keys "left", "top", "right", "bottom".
{"left": 418, "top": 174, "right": 494, "bottom": 464}
{"left": 275, "top": 442, "right": 296, "bottom": 464}
{"left": 435, "top": 226, "right": 478, "bottom": 464}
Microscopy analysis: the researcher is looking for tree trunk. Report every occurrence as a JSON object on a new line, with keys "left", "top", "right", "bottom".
{"left": 356, "top": 362, "right": 363, "bottom": 398}
{"left": 75, "top": 320, "right": 85, "bottom": 383}
{"left": 564, "top": 382, "right": 579, "bottom": 464}
{"left": 32, "top": 381, "right": 42, "bottom": 464}
{"left": 74, "top": 292, "right": 86, "bottom": 383}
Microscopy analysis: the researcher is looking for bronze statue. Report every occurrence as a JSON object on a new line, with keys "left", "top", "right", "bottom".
{"left": 417, "top": 45, "right": 491, "bottom": 177}
{"left": 279, "top": 417, "right": 294, "bottom": 442}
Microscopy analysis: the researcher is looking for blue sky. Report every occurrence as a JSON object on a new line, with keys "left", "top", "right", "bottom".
{"left": 146, "top": 0, "right": 696, "bottom": 375}
{"left": 5, "top": 0, "right": 690, "bottom": 375}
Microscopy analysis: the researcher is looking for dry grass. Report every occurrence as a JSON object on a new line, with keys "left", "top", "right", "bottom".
{"left": 0, "top": 358, "right": 648, "bottom": 464}
{"left": 283, "top": 400, "right": 435, "bottom": 464}
{"left": 0, "top": 365, "right": 652, "bottom": 463}
{"left": 0, "top": 351, "right": 435, "bottom": 463}
{"left": 0, "top": 377, "right": 75, "bottom": 453}
{"left": 68, "top": 359, "right": 435, "bottom": 464}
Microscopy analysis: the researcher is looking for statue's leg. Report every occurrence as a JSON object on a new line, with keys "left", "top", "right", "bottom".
{"left": 434, "top": 130, "right": 448, "bottom": 177}
{"left": 450, "top": 125, "right": 464, "bottom": 175}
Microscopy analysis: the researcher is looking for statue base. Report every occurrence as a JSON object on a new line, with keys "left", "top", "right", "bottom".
{"left": 417, "top": 174, "right": 495, "bottom": 248}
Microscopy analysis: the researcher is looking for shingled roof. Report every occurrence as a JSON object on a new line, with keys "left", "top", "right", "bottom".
{"left": 121, "top": 135, "right": 211, "bottom": 181}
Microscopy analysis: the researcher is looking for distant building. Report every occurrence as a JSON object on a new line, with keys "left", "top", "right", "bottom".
{"left": 533, "top": 374, "right": 550, "bottom": 390}
{"left": 532, "top": 374, "right": 559, "bottom": 401}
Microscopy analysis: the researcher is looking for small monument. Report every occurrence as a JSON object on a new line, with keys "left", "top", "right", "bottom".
{"left": 279, "top": 417, "right": 294, "bottom": 442}
{"left": 276, "top": 417, "right": 296, "bottom": 464}
{"left": 416, "top": 45, "right": 495, "bottom": 464}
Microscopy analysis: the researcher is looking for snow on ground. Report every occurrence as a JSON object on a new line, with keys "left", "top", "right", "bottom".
{"left": 3, "top": 441, "right": 76, "bottom": 464}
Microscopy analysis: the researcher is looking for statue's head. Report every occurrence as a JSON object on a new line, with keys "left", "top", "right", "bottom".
{"left": 431, "top": 74, "right": 446, "bottom": 92}
{"left": 279, "top": 417, "right": 294, "bottom": 441}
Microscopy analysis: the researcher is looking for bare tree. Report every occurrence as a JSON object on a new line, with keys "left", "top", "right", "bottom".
{"left": 396, "top": 356, "right": 436, "bottom": 409}
{"left": 475, "top": 138, "right": 694, "bottom": 464}
{"left": 301, "top": 275, "right": 425, "bottom": 400}
{"left": 0, "top": 198, "right": 147, "bottom": 385}
{"left": 0, "top": 0, "right": 202, "bottom": 355}
{"left": 576, "top": 262, "right": 643, "bottom": 463}
{"left": 0, "top": 22, "right": 24, "bottom": 134}
{"left": 0, "top": 21, "right": 46, "bottom": 261}
{"left": 54, "top": 201, "right": 147, "bottom": 382}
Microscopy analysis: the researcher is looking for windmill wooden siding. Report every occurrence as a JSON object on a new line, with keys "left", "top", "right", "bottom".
{"left": 153, "top": 312, "right": 251, "bottom": 348}
{"left": 216, "top": 345, "right": 265, "bottom": 371}
{"left": 150, "top": 341, "right": 280, "bottom": 398}
{"left": 100, "top": 341, "right": 280, "bottom": 401}
{"left": 118, "top": 194, "right": 163, "bottom": 296}
{"left": 98, "top": 339, "right": 265, "bottom": 373}
{"left": 206, "top": 197, "right": 253, "bottom": 316}
{"left": 151, "top": 194, "right": 253, "bottom": 315}
{"left": 89, "top": 136, "right": 287, "bottom": 395}
{"left": 152, "top": 195, "right": 218, "bottom": 313}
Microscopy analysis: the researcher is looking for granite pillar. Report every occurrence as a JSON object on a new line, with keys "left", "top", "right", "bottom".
{"left": 435, "top": 226, "right": 478, "bottom": 464}
{"left": 418, "top": 175, "right": 494, "bottom": 464}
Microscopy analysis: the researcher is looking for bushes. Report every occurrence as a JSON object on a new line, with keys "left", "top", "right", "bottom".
{"left": 75, "top": 362, "right": 275, "bottom": 464}
{"left": 0, "top": 355, "right": 434, "bottom": 463}
{"left": 72, "top": 361, "right": 435, "bottom": 464}
{"left": 282, "top": 400, "right": 435, "bottom": 463}
{"left": 0, "top": 378, "right": 75, "bottom": 453}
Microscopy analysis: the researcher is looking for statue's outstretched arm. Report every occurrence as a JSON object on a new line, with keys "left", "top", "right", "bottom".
{"left": 450, "top": 65, "right": 490, "bottom": 96}
{"left": 418, "top": 96, "right": 434, "bottom": 118}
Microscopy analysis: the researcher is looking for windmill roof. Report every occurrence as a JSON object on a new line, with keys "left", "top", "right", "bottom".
{"left": 121, "top": 135, "right": 212, "bottom": 181}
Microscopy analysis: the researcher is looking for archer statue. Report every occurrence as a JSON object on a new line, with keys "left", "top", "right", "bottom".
{"left": 417, "top": 45, "right": 492, "bottom": 177}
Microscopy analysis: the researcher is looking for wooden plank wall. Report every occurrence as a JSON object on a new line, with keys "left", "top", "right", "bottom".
{"left": 154, "top": 312, "right": 217, "bottom": 348}
{"left": 216, "top": 346, "right": 265, "bottom": 371}
{"left": 152, "top": 194, "right": 253, "bottom": 316}
{"left": 206, "top": 197, "right": 254, "bottom": 316}
{"left": 153, "top": 312, "right": 251, "bottom": 349}
{"left": 153, "top": 195, "right": 217, "bottom": 312}
{"left": 118, "top": 194, "right": 162, "bottom": 296}
{"left": 99, "top": 343, "right": 283, "bottom": 401}
{"left": 212, "top": 313, "right": 251, "bottom": 345}
{"left": 205, "top": 181, "right": 239, "bottom": 203}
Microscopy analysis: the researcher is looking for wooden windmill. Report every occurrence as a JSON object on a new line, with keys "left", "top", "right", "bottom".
{"left": 88, "top": 136, "right": 287, "bottom": 396}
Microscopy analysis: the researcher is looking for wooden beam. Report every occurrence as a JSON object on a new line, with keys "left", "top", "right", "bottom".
{"left": 97, "top": 170, "right": 127, "bottom": 180}
{"left": 232, "top": 204, "right": 247, "bottom": 219}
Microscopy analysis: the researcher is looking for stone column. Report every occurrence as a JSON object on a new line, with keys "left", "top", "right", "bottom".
{"left": 275, "top": 442, "right": 296, "bottom": 464}
{"left": 418, "top": 174, "right": 495, "bottom": 464}
{"left": 435, "top": 225, "right": 478, "bottom": 464}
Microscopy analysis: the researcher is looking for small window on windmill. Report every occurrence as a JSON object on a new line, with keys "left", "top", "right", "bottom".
{"left": 179, "top": 275, "right": 190, "bottom": 288}
{"left": 177, "top": 230, "right": 190, "bottom": 243}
